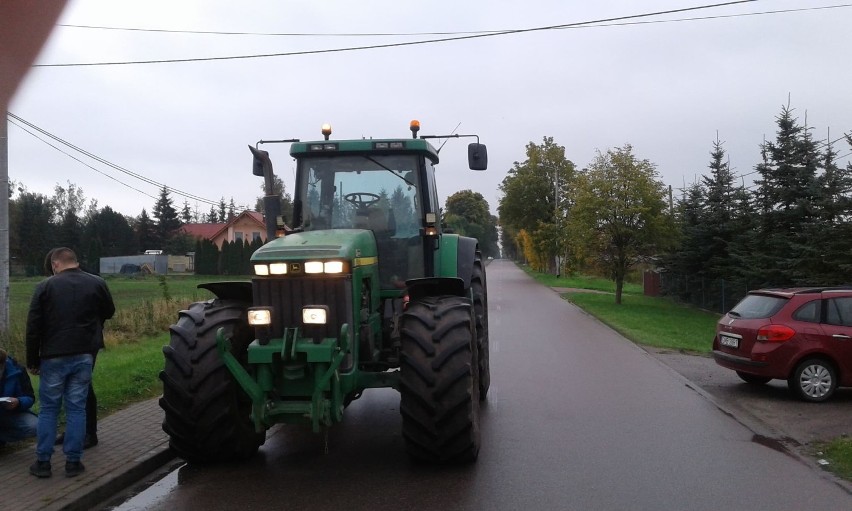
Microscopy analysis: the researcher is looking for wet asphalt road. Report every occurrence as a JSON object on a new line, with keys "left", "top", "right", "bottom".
{"left": 113, "top": 260, "right": 851, "bottom": 510}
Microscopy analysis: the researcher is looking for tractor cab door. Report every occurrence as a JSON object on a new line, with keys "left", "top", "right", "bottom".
{"left": 296, "top": 154, "right": 426, "bottom": 289}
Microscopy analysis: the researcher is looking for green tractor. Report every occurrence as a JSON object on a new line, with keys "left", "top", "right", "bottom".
{"left": 159, "top": 121, "right": 489, "bottom": 464}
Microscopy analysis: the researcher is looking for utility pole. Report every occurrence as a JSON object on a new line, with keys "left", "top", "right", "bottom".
{"left": 1, "top": 115, "right": 10, "bottom": 336}
{"left": 554, "top": 165, "right": 560, "bottom": 278}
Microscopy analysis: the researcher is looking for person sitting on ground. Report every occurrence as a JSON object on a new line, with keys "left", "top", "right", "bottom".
{"left": 0, "top": 348, "right": 38, "bottom": 446}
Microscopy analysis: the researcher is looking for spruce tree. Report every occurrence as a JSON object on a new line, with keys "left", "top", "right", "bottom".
{"left": 152, "top": 186, "right": 182, "bottom": 251}
{"left": 136, "top": 208, "right": 157, "bottom": 252}
{"left": 751, "top": 105, "right": 820, "bottom": 286}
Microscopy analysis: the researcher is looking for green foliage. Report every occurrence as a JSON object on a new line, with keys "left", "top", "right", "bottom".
{"left": 194, "top": 238, "right": 220, "bottom": 275}
{"left": 82, "top": 206, "right": 138, "bottom": 268}
{"left": 135, "top": 208, "right": 157, "bottom": 252}
{"left": 9, "top": 188, "right": 55, "bottom": 275}
{"left": 444, "top": 190, "right": 500, "bottom": 258}
{"left": 498, "top": 136, "right": 575, "bottom": 271}
{"left": 152, "top": 186, "right": 182, "bottom": 247}
{"left": 158, "top": 275, "right": 171, "bottom": 301}
{"left": 255, "top": 174, "right": 294, "bottom": 224}
{"left": 662, "top": 103, "right": 852, "bottom": 306}
{"left": 569, "top": 144, "right": 676, "bottom": 304}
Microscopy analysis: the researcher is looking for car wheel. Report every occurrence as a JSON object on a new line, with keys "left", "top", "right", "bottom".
{"left": 736, "top": 371, "right": 771, "bottom": 385}
{"left": 788, "top": 358, "right": 837, "bottom": 402}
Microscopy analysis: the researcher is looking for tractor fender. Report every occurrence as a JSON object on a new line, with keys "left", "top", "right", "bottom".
{"left": 405, "top": 277, "right": 466, "bottom": 302}
{"left": 198, "top": 281, "right": 253, "bottom": 303}
{"left": 455, "top": 235, "right": 479, "bottom": 289}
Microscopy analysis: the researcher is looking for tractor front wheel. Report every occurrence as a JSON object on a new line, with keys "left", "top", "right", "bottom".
{"left": 159, "top": 299, "right": 265, "bottom": 463}
{"left": 399, "top": 295, "right": 481, "bottom": 463}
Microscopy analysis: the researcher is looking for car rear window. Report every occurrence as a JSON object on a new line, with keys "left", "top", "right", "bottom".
{"left": 729, "top": 294, "right": 787, "bottom": 319}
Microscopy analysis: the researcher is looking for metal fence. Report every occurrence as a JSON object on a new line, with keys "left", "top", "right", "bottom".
{"left": 656, "top": 272, "right": 753, "bottom": 314}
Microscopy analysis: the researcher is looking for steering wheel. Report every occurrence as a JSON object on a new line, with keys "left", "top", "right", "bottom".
{"left": 344, "top": 192, "right": 381, "bottom": 208}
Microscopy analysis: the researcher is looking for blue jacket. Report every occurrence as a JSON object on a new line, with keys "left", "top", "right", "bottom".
{"left": 1, "top": 355, "right": 35, "bottom": 413}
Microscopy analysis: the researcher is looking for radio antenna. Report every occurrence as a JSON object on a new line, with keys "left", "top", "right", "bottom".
{"left": 437, "top": 122, "right": 461, "bottom": 153}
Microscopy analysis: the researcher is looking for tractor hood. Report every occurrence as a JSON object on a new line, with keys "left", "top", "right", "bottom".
{"left": 251, "top": 229, "right": 378, "bottom": 262}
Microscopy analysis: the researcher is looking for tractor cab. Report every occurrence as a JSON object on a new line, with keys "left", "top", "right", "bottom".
{"left": 294, "top": 151, "right": 428, "bottom": 290}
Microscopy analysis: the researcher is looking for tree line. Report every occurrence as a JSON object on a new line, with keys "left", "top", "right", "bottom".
{"left": 498, "top": 103, "right": 852, "bottom": 306}
{"left": 6, "top": 181, "right": 255, "bottom": 275}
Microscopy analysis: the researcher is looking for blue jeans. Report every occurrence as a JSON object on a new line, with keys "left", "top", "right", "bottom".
{"left": 0, "top": 410, "right": 38, "bottom": 444}
{"left": 36, "top": 354, "right": 93, "bottom": 463}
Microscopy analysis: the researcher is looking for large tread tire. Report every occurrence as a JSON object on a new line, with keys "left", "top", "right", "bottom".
{"left": 159, "top": 299, "right": 264, "bottom": 463}
{"left": 399, "top": 295, "right": 481, "bottom": 463}
{"left": 472, "top": 251, "right": 490, "bottom": 400}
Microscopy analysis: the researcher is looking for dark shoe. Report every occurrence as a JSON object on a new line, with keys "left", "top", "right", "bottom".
{"left": 84, "top": 433, "right": 98, "bottom": 449}
{"left": 29, "top": 461, "right": 52, "bottom": 478}
{"left": 55, "top": 433, "right": 98, "bottom": 449}
{"left": 65, "top": 461, "right": 85, "bottom": 478}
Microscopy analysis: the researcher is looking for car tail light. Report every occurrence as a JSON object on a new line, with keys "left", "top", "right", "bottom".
{"left": 756, "top": 324, "right": 796, "bottom": 342}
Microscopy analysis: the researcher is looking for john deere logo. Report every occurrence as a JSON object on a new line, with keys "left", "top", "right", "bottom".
{"left": 291, "top": 263, "right": 301, "bottom": 273}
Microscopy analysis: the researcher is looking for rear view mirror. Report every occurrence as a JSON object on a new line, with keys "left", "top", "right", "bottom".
{"left": 468, "top": 143, "right": 488, "bottom": 171}
{"left": 249, "top": 145, "right": 272, "bottom": 177}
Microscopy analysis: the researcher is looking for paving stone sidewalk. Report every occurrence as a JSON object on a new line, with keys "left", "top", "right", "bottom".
{"left": 0, "top": 398, "right": 174, "bottom": 511}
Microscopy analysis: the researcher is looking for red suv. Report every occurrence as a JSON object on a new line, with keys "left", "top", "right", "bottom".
{"left": 713, "top": 288, "right": 852, "bottom": 402}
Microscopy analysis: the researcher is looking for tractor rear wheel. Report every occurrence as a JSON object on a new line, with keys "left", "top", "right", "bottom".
{"left": 399, "top": 295, "right": 481, "bottom": 463}
{"left": 472, "top": 251, "right": 490, "bottom": 399}
{"left": 159, "top": 299, "right": 264, "bottom": 463}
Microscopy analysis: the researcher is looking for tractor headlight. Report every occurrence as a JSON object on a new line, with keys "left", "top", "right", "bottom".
{"left": 324, "top": 261, "right": 344, "bottom": 274}
{"left": 302, "top": 306, "right": 329, "bottom": 325}
{"left": 254, "top": 264, "right": 269, "bottom": 276}
{"left": 269, "top": 263, "right": 287, "bottom": 275}
{"left": 304, "top": 261, "right": 324, "bottom": 274}
{"left": 304, "top": 260, "right": 347, "bottom": 274}
{"left": 247, "top": 308, "right": 272, "bottom": 326}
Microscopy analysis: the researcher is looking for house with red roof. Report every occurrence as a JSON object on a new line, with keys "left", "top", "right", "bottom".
{"left": 182, "top": 210, "right": 268, "bottom": 248}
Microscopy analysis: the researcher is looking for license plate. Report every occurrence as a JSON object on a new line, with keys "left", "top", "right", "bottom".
{"left": 720, "top": 335, "right": 739, "bottom": 348}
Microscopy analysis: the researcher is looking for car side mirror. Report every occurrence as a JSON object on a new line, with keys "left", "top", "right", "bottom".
{"left": 468, "top": 143, "right": 488, "bottom": 171}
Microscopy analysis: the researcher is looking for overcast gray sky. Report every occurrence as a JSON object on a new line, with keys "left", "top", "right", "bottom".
{"left": 8, "top": 0, "right": 852, "bottom": 220}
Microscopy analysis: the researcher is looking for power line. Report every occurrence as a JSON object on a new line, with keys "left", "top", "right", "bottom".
{"left": 54, "top": 3, "right": 852, "bottom": 38}
{"left": 7, "top": 118, "right": 158, "bottom": 202}
{"left": 56, "top": 25, "right": 502, "bottom": 38}
{"left": 36, "top": 1, "right": 764, "bottom": 67}
{"left": 7, "top": 113, "right": 221, "bottom": 207}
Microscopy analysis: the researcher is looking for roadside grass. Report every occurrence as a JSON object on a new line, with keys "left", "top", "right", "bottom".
{"left": 814, "top": 439, "right": 852, "bottom": 481}
{"left": 566, "top": 293, "right": 719, "bottom": 353}
{"left": 521, "top": 263, "right": 852, "bottom": 480}
{"left": 523, "top": 267, "right": 643, "bottom": 294}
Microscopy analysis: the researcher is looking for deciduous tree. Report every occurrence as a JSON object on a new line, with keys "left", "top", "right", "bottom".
{"left": 569, "top": 144, "right": 674, "bottom": 304}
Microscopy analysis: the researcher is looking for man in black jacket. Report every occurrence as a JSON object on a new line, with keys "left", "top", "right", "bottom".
{"left": 26, "top": 248, "right": 115, "bottom": 478}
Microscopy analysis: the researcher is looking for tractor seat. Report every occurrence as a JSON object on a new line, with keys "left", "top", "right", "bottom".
{"left": 355, "top": 208, "right": 392, "bottom": 235}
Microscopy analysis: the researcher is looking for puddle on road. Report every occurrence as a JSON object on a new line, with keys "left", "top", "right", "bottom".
{"left": 751, "top": 434, "right": 801, "bottom": 459}
{"left": 105, "top": 464, "right": 183, "bottom": 511}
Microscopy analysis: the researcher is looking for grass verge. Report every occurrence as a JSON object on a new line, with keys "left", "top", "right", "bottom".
{"left": 813, "top": 439, "right": 852, "bottom": 481}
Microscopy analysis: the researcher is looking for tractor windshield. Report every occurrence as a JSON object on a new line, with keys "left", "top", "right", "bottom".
{"left": 296, "top": 154, "right": 424, "bottom": 288}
